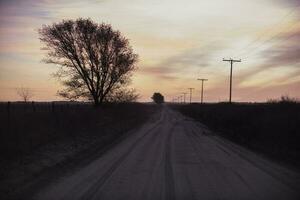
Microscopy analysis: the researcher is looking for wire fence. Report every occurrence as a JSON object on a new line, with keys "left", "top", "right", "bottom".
{"left": 0, "top": 102, "right": 156, "bottom": 160}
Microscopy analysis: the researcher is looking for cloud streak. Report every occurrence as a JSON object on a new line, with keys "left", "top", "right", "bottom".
{"left": 262, "top": 26, "right": 300, "bottom": 67}
{"left": 140, "top": 41, "right": 227, "bottom": 78}
{"left": 0, "top": 0, "right": 300, "bottom": 101}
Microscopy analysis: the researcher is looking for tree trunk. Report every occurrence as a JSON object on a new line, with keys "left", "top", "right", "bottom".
{"left": 99, "top": 95, "right": 105, "bottom": 105}
{"left": 93, "top": 96, "right": 100, "bottom": 107}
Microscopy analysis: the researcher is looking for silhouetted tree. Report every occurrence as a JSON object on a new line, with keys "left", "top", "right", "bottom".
{"left": 105, "top": 88, "right": 139, "bottom": 103}
{"left": 39, "top": 18, "right": 138, "bottom": 106}
{"left": 267, "top": 95, "right": 299, "bottom": 104}
{"left": 152, "top": 93, "right": 164, "bottom": 104}
{"left": 16, "top": 87, "right": 34, "bottom": 102}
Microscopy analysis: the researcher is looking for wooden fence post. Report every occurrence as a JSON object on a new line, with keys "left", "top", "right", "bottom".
{"left": 51, "top": 102, "right": 55, "bottom": 112}
{"left": 7, "top": 101, "right": 11, "bottom": 136}
{"left": 32, "top": 101, "right": 36, "bottom": 112}
{"left": 7, "top": 101, "right": 10, "bottom": 115}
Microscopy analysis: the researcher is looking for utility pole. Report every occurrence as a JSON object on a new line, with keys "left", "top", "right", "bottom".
{"left": 197, "top": 78, "right": 208, "bottom": 104}
{"left": 182, "top": 93, "right": 187, "bottom": 104}
{"left": 188, "top": 88, "right": 194, "bottom": 104}
{"left": 222, "top": 58, "right": 241, "bottom": 103}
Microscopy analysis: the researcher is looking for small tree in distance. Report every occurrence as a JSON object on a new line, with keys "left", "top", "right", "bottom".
{"left": 16, "top": 87, "right": 34, "bottom": 102}
{"left": 39, "top": 18, "right": 138, "bottom": 106}
{"left": 152, "top": 92, "right": 164, "bottom": 104}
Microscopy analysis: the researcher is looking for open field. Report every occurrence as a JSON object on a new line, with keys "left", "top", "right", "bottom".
{"left": 0, "top": 102, "right": 157, "bottom": 160}
{"left": 4, "top": 106, "right": 299, "bottom": 200}
{"left": 171, "top": 102, "right": 300, "bottom": 168}
{"left": 0, "top": 102, "right": 158, "bottom": 198}
{"left": 1, "top": 104, "right": 299, "bottom": 199}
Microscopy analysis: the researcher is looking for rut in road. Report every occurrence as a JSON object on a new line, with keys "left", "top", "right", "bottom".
{"left": 30, "top": 106, "right": 299, "bottom": 200}
{"left": 164, "top": 115, "right": 176, "bottom": 200}
{"left": 78, "top": 116, "right": 162, "bottom": 200}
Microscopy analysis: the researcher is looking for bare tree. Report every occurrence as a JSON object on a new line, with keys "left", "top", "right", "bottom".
{"left": 16, "top": 87, "right": 34, "bottom": 102}
{"left": 105, "top": 88, "right": 139, "bottom": 103}
{"left": 39, "top": 18, "right": 138, "bottom": 106}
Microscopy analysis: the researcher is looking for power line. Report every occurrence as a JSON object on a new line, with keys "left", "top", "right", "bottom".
{"left": 179, "top": 95, "right": 183, "bottom": 103}
{"left": 182, "top": 92, "right": 187, "bottom": 104}
{"left": 245, "top": 23, "right": 300, "bottom": 60}
{"left": 188, "top": 88, "right": 194, "bottom": 104}
{"left": 241, "top": 23, "right": 300, "bottom": 60}
{"left": 222, "top": 58, "right": 241, "bottom": 103}
{"left": 197, "top": 78, "right": 208, "bottom": 104}
{"left": 234, "top": 5, "right": 299, "bottom": 57}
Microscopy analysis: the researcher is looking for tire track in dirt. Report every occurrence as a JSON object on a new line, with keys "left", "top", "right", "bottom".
{"left": 186, "top": 120, "right": 300, "bottom": 193}
{"left": 76, "top": 117, "right": 164, "bottom": 200}
{"left": 164, "top": 122, "right": 176, "bottom": 200}
{"left": 181, "top": 122, "right": 222, "bottom": 200}
{"left": 187, "top": 123, "right": 259, "bottom": 198}
{"left": 187, "top": 122, "right": 298, "bottom": 199}
{"left": 95, "top": 119, "right": 167, "bottom": 200}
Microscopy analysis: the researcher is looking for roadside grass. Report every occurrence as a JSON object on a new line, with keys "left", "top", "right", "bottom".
{"left": 0, "top": 102, "right": 158, "bottom": 198}
{"left": 171, "top": 102, "right": 300, "bottom": 168}
{"left": 0, "top": 102, "right": 158, "bottom": 160}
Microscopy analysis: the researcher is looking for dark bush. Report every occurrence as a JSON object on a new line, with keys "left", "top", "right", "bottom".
{"left": 152, "top": 93, "right": 164, "bottom": 104}
{"left": 171, "top": 102, "right": 300, "bottom": 167}
{"left": 0, "top": 102, "right": 157, "bottom": 160}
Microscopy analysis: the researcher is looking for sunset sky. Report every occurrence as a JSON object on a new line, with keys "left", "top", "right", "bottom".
{"left": 0, "top": 0, "right": 299, "bottom": 102}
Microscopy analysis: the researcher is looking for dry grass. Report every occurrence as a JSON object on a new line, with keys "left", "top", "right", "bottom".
{"left": 171, "top": 102, "right": 300, "bottom": 168}
{"left": 0, "top": 102, "right": 157, "bottom": 160}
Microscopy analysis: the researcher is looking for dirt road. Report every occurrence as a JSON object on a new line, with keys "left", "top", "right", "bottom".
{"left": 32, "top": 106, "right": 299, "bottom": 200}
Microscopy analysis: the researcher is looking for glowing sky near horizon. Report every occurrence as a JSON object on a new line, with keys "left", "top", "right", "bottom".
{"left": 0, "top": 0, "right": 300, "bottom": 102}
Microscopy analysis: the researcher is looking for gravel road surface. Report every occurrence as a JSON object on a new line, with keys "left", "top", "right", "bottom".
{"left": 32, "top": 106, "right": 300, "bottom": 200}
